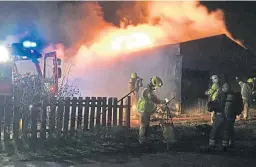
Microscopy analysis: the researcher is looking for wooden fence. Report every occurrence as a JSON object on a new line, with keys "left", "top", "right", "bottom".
{"left": 0, "top": 95, "right": 131, "bottom": 146}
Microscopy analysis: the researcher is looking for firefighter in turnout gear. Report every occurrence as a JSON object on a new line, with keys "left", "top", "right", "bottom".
{"left": 137, "top": 76, "right": 166, "bottom": 144}
{"left": 222, "top": 86, "right": 243, "bottom": 152}
{"left": 128, "top": 72, "right": 143, "bottom": 120}
{"left": 205, "top": 75, "right": 221, "bottom": 123}
{"left": 236, "top": 77, "right": 254, "bottom": 120}
{"left": 207, "top": 82, "right": 228, "bottom": 151}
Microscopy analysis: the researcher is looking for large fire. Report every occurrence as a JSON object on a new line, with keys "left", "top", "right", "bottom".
{"left": 65, "top": 0, "right": 242, "bottom": 67}
{"left": 42, "top": 0, "right": 244, "bottom": 98}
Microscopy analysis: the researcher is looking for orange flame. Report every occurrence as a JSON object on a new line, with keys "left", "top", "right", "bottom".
{"left": 71, "top": 1, "right": 243, "bottom": 67}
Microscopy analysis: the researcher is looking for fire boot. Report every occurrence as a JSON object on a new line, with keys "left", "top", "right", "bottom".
{"left": 222, "top": 141, "right": 228, "bottom": 152}
{"left": 228, "top": 140, "right": 234, "bottom": 149}
{"left": 205, "top": 139, "right": 216, "bottom": 152}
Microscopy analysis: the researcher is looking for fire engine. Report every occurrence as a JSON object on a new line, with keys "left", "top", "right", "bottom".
{"left": 0, "top": 42, "right": 62, "bottom": 108}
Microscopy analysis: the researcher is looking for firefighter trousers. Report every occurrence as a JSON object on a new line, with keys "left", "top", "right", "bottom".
{"left": 222, "top": 117, "right": 235, "bottom": 146}
{"left": 209, "top": 114, "right": 225, "bottom": 146}
{"left": 139, "top": 111, "right": 151, "bottom": 142}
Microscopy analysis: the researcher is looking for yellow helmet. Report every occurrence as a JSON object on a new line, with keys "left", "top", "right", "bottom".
{"left": 131, "top": 73, "right": 137, "bottom": 79}
{"left": 150, "top": 76, "right": 163, "bottom": 88}
{"left": 247, "top": 78, "right": 254, "bottom": 83}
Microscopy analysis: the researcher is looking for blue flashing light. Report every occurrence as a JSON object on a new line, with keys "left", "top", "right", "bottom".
{"left": 23, "top": 41, "right": 31, "bottom": 48}
{"left": 22, "top": 41, "right": 37, "bottom": 48}
{"left": 30, "top": 42, "right": 37, "bottom": 47}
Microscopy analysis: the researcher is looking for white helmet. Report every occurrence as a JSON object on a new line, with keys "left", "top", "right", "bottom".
{"left": 211, "top": 75, "right": 219, "bottom": 83}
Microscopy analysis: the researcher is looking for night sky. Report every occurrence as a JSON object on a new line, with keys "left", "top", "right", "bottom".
{"left": 0, "top": 1, "right": 256, "bottom": 53}
{"left": 201, "top": 1, "right": 256, "bottom": 53}
{"left": 101, "top": 1, "right": 256, "bottom": 53}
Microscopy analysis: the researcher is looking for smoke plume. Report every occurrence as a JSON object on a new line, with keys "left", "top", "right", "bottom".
{"left": 0, "top": 1, "right": 241, "bottom": 98}
{"left": 53, "top": 1, "right": 239, "bottom": 98}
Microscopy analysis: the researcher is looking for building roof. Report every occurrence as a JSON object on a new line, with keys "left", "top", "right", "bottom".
{"left": 180, "top": 34, "right": 256, "bottom": 76}
{"left": 119, "top": 34, "right": 255, "bottom": 76}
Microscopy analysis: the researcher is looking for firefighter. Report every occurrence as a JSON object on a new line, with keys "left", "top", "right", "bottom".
{"left": 205, "top": 75, "right": 221, "bottom": 123}
{"left": 137, "top": 76, "right": 166, "bottom": 144}
{"left": 222, "top": 86, "right": 243, "bottom": 151}
{"left": 129, "top": 72, "right": 143, "bottom": 93}
{"left": 206, "top": 82, "right": 227, "bottom": 151}
{"left": 128, "top": 72, "right": 143, "bottom": 120}
{"left": 236, "top": 77, "right": 254, "bottom": 120}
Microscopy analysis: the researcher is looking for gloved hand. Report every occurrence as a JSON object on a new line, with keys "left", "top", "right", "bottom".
{"left": 161, "top": 100, "right": 167, "bottom": 104}
{"left": 235, "top": 77, "right": 239, "bottom": 81}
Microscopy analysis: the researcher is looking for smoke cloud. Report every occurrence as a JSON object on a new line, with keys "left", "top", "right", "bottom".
{"left": 0, "top": 1, "right": 241, "bottom": 98}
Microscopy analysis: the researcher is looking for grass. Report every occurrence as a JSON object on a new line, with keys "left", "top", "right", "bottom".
{"left": 1, "top": 120, "right": 256, "bottom": 164}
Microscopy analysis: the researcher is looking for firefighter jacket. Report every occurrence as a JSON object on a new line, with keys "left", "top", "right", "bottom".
{"left": 238, "top": 81, "right": 252, "bottom": 101}
{"left": 224, "top": 92, "right": 243, "bottom": 118}
{"left": 215, "top": 91, "right": 243, "bottom": 118}
{"left": 208, "top": 89, "right": 225, "bottom": 114}
{"left": 207, "top": 83, "right": 220, "bottom": 101}
{"left": 137, "top": 84, "right": 165, "bottom": 114}
{"left": 128, "top": 77, "right": 143, "bottom": 92}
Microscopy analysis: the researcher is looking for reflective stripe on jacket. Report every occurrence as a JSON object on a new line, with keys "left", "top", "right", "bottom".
{"left": 207, "top": 83, "right": 220, "bottom": 101}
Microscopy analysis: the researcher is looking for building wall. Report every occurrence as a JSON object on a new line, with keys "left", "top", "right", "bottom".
{"left": 181, "top": 68, "right": 209, "bottom": 113}
{"left": 180, "top": 35, "right": 255, "bottom": 113}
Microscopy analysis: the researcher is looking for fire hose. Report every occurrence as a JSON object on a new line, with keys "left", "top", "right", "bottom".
{"left": 156, "top": 96, "right": 176, "bottom": 113}
{"left": 151, "top": 96, "right": 176, "bottom": 123}
{"left": 100, "top": 88, "right": 136, "bottom": 114}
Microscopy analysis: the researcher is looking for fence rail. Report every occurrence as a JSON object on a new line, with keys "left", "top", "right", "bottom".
{"left": 0, "top": 95, "right": 131, "bottom": 147}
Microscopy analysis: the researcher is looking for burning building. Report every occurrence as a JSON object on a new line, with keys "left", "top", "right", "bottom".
{"left": 92, "top": 34, "right": 255, "bottom": 114}
{"left": 61, "top": 1, "right": 252, "bottom": 115}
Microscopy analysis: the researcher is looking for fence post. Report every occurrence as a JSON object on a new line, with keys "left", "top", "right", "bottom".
{"left": 118, "top": 99, "right": 123, "bottom": 126}
{"left": 22, "top": 106, "right": 29, "bottom": 143}
{"left": 77, "top": 97, "right": 83, "bottom": 130}
{"left": 56, "top": 97, "right": 64, "bottom": 139}
{"left": 113, "top": 98, "right": 118, "bottom": 126}
{"left": 13, "top": 106, "right": 20, "bottom": 142}
{"left": 4, "top": 96, "right": 12, "bottom": 142}
{"left": 107, "top": 98, "right": 113, "bottom": 126}
{"left": 0, "top": 95, "right": 4, "bottom": 140}
{"left": 126, "top": 96, "right": 131, "bottom": 128}
{"left": 95, "top": 97, "right": 102, "bottom": 127}
{"left": 63, "top": 97, "right": 71, "bottom": 137}
{"left": 101, "top": 97, "right": 107, "bottom": 126}
{"left": 83, "top": 97, "right": 90, "bottom": 131}
{"left": 31, "top": 104, "right": 39, "bottom": 147}
{"left": 70, "top": 97, "right": 77, "bottom": 136}
{"left": 49, "top": 97, "right": 57, "bottom": 138}
{"left": 40, "top": 99, "right": 47, "bottom": 141}
{"left": 89, "top": 97, "right": 96, "bottom": 130}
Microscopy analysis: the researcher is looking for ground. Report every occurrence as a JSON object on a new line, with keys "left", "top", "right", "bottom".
{"left": 1, "top": 114, "right": 256, "bottom": 167}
